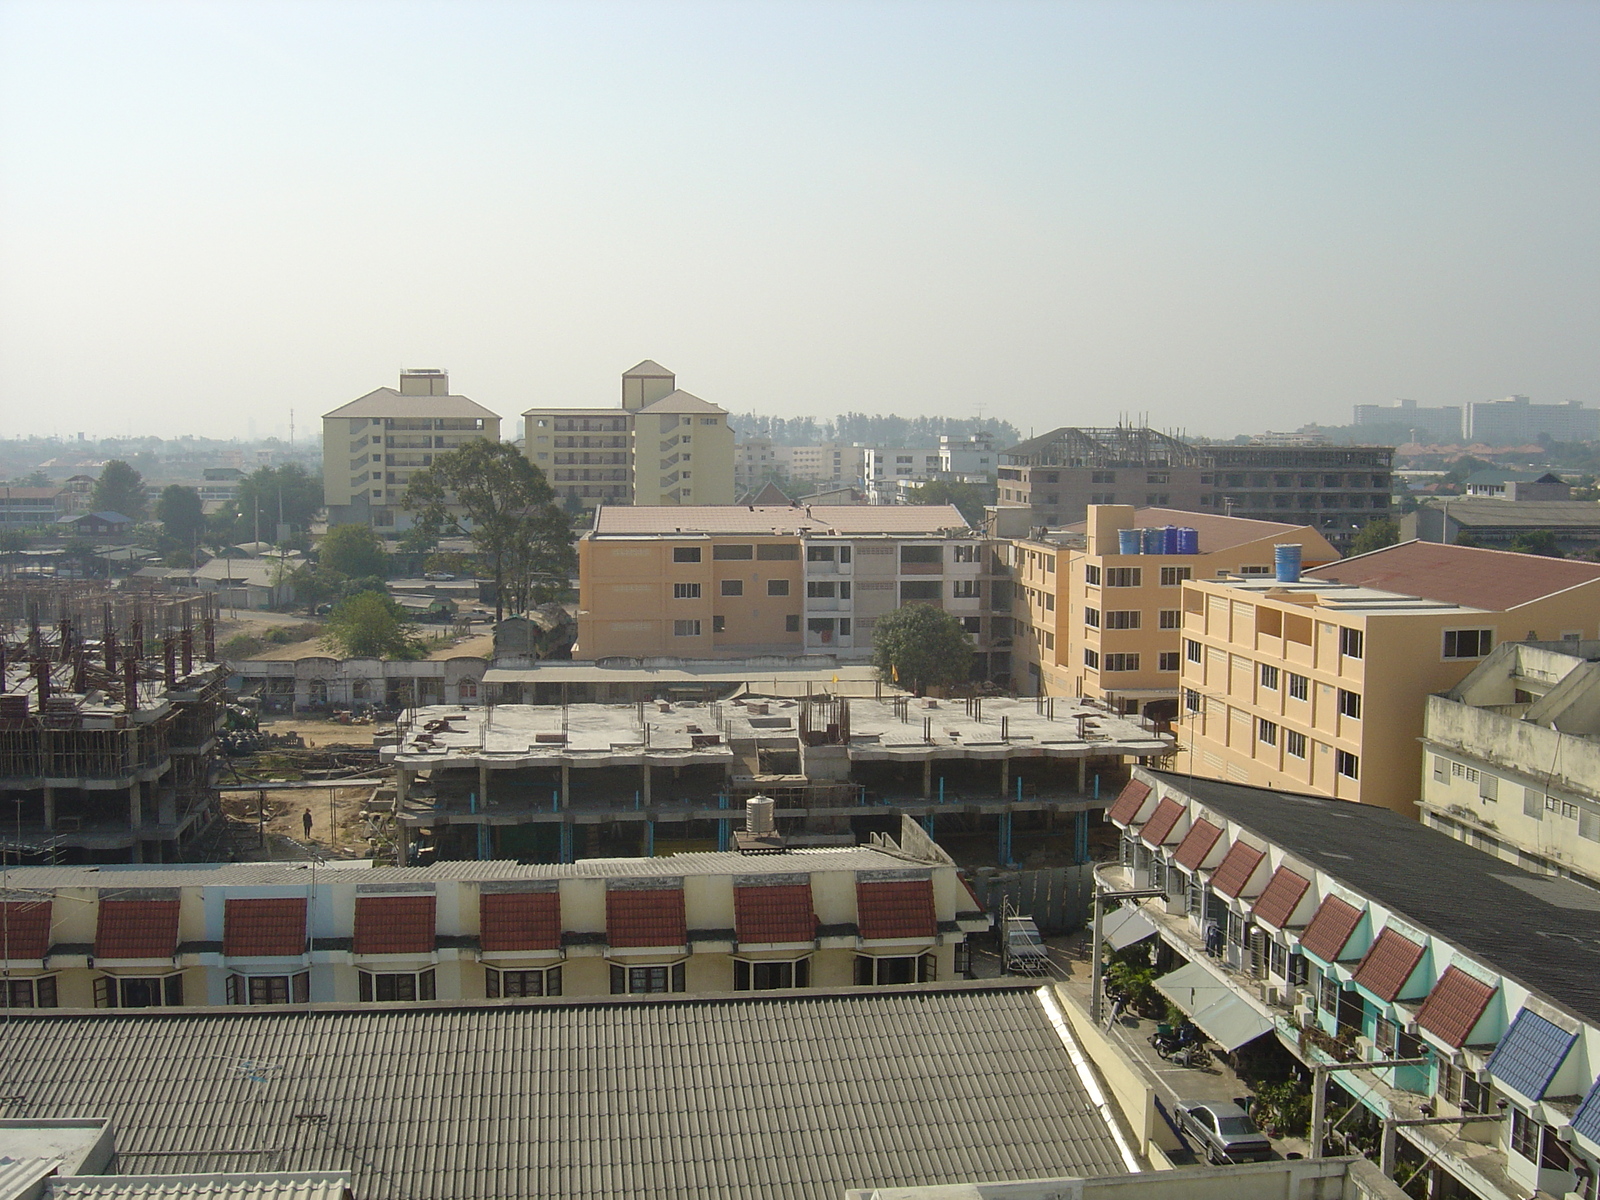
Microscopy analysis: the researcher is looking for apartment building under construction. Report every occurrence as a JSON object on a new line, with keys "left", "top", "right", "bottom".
{"left": 0, "top": 582, "right": 228, "bottom": 863}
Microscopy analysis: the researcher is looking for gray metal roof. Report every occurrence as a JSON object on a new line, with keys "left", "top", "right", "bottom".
{"left": 320, "top": 388, "right": 499, "bottom": 421}
{"left": 0, "top": 986, "right": 1131, "bottom": 1200}
{"left": 46, "top": 1174, "right": 350, "bottom": 1200}
{"left": 0, "top": 847, "right": 922, "bottom": 890}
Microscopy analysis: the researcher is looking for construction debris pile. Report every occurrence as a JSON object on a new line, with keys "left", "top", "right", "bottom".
{"left": 0, "top": 582, "right": 228, "bottom": 863}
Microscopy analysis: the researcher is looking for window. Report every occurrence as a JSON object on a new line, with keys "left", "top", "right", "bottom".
{"left": 673, "top": 582, "right": 701, "bottom": 599}
{"left": 1159, "top": 566, "right": 1191, "bottom": 587}
{"left": 1159, "top": 609, "right": 1181, "bottom": 629}
{"left": 1287, "top": 673, "right": 1309, "bottom": 701}
{"left": 1185, "top": 639, "right": 1202, "bottom": 664}
{"left": 712, "top": 615, "right": 725, "bottom": 633}
{"left": 1258, "top": 718, "right": 1278, "bottom": 746}
{"left": 1319, "top": 973, "right": 1339, "bottom": 1014}
{"left": 733, "top": 958, "right": 811, "bottom": 990}
{"left": 1091, "top": 471, "right": 1116, "bottom": 484}
{"left": 673, "top": 547, "right": 701, "bottom": 563}
{"left": 1335, "top": 750, "right": 1359, "bottom": 780}
{"left": 1158, "top": 652, "right": 1180, "bottom": 672}
{"left": 1085, "top": 565, "right": 1101, "bottom": 586}
{"left": 1103, "top": 653, "right": 1139, "bottom": 672}
{"left": 854, "top": 955, "right": 937, "bottom": 985}
{"left": 94, "top": 975, "right": 183, "bottom": 1008}
{"left": 953, "top": 544, "right": 979, "bottom": 563}
{"left": 225, "top": 973, "right": 309, "bottom": 1005}
{"left": 1184, "top": 689, "right": 1202, "bottom": 713}
{"left": 1337, "top": 689, "right": 1361, "bottom": 719}
{"left": 1338, "top": 627, "right": 1363, "bottom": 659}
{"left": 1085, "top": 607, "right": 1101, "bottom": 628}
{"left": 2, "top": 977, "right": 57, "bottom": 1008}
{"left": 839, "top": 546, "right": 852, "bottom": 563}
{"left": 785, "top": 614, "right": 800, "bottom": 632}
{"left": 610, "top": 963, "right": 686, "bottom": 994}
{"left": 721, "top": 579, "right": 743, "bottom": 596}
{"left": 839, "top": 618, "right": 852, "bottom": 636}
{"left": 1083, "top": 649, "right": 1100, "bottom": 670}
{"left": 673, "top": 620, "right": 701, "bottom": 637}
{"left": 1285, "top": 730, "right": 1307, "bottom": 758}
{"left": 486, "top": 966, "right": 561, "bottom": 997}
{"left": 807, "top": 581, "right": 836, "bottom": 598}
{"left": 900, "top": 581, "right": 941, "bottom": 601}
{"left": 1524, "top": 787, "right": 1545, "bottom": 819}
{"left": 1260, "top": 665, "right": 1279, "bottom": 690}
{"left": 900, "top": 545, "right": 943, "bottom": 565}
{"left": 757, "top": 544, "right": 799, "bottom": 560}
{"left": 358, "top": 970, "right": 435, "bottom": 1002}
{"left": 1105, "top": 567, "right": 1142, "bottom": 587}
{"left": 952, "top": 580, "right": 980, "bottom": 598}
{"left": 713, "top": 544, "right": 753, "bottom": 560}
{"left": 1104, "top": 611, "right": 1141, "bottom": 629}
{"left": 838, "top": 582, "right": 851, "bottom": 599}
{"left": 806, "top": 546, "right": 835, "bottom": 562}
{"left": 1443, "top": 629, "right": 1493, "bottom": 659}
{"left": 767, "top": 579, "right": 790, "bottom": 596}
{"left": 1511, "top": 1109, "right": 1540, "bottom": 1161}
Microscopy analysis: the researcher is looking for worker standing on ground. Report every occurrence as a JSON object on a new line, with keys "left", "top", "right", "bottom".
{"left": 303, "top": 808, "right": 314, "bottom": 840}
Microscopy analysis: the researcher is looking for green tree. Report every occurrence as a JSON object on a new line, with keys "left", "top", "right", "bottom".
{"left": 20, "top": 470, "right": 51, "bottom": 487}
{"left": 320, "top": 591, "right": 424, "bottom": 659}
{"left": 1347, "top": 517, "right": 1400, "bottom": 557}
{"left": 91, "top": 460, "right": 147, "bottom": 521}
{"left": 319, "top": 523, "right": 389, "bottom": 579}
{"left": 403, "top": 441, "right": 575, "bottom": 621}
{"left": 1509, "top": 530, "right": 1565, "bottom": 558}
{"left": 234, "top": 463, "right": 323, "bottom": 542}
{"left": 871, "top": 603, "right": 973, "bottom": 694}
{"left": 155, "top": 484, "right": 206, "bottom": 548}
{"left": 906, "top": 479, "right": 992, "bottom": 527}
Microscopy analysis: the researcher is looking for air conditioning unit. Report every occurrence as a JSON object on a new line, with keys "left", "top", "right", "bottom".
{"left": 1295, "top": 1002, "right": 1316, "bottom": 1029}
{"left": 1355, "top": 1035, "right": 1374, "bottom": 1058}
{"left": 1263, "top": 985, "right": 1282, "bottom": 1006}
{"left": 1404, "top": 1020, "right": 1420, "bottom": 1036}
{"left": 1296, "top": 988, "right": 1316, "bottom": 1009}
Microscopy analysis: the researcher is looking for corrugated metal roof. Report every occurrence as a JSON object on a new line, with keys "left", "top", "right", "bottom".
{"left": 46, "top": 1173, "right": 350, "bottom": 1200}
{"left": 1, "top": 848, "right": 911, "bottom": 890}
{"left": 321, "top": 388, "right": 499, "bottom": 421}
{"left": 1305, "top": 540, "right": 1600, "bottom": 610}
{"left": 1486, "top": 1009, "right": 1577, "bottom": 1100}
{"left": 0, "top": 988, "right": 1131, "bottom": 1200}
{"left": 634, "top": 390, "right": 725, "bottom": 415}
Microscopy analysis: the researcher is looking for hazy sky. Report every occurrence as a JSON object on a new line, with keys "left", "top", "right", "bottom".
{"left": 2, "top": 0, "right": 1596, "bottom": 442}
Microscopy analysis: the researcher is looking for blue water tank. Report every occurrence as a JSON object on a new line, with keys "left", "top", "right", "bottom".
{"left": 1275, "top": 544, "right": 1303, "bottom": 583}
{"left": 1118, "top": 529, "right": 1141, "bottom": 555}
{"left": 1142, "top": 527, "right": 1165, "bottom": 554}
{"left": 1176, "top": 527, "right": 1200, "bottom": 554}
{"left": 1162, "top": 525, "right": 1179, "bottom": 554}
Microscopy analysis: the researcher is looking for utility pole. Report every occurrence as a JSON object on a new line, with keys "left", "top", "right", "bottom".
{"left": 1088, "top": 883, "right": 1165, "bottom": 1023}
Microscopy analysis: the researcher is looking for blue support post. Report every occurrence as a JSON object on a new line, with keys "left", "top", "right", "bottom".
{"left": 558, "top": 823, "right": 574, "bottom": 864}
{"left": 922, "top": 813, "right": 936, "bottom": 837}
{"left": 718, "top": 818, "right": 730, "bottom": 852}
{"left": 477, "top": 824, "right": 491, "bottom": 861}
{"left": 634, "top": 790, "right": 641, "bottom": 810}
{"left": 1093, "top": 774, "right": 1100, "bottom": 799}
{"left": 552, "top": 788, "right": 560, "bottom": 813}
{"left": 644, "top": 819, "right": 655, "bottom": 857}
{"left": 1016, "top": 775, "right": 1022, "bottom": 802}
{"left": 1074, "top": 810, "right": 1089, "bottom": 864}
{"left": 997, "top": 811, "right": 1014, "bottom": 866}
{"left": 938, "top": 777, "right": 945, "bottom": 804}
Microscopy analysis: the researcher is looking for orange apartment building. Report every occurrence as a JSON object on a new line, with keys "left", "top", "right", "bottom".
{"left": 575, "top": 504, "right": 1003, "bottom": 668}
{"left": 1176, "top": 541, "right": 1600, "bottom": 815}
{"left": 1008, "top": 505, "right": 1338, "bottom": 715}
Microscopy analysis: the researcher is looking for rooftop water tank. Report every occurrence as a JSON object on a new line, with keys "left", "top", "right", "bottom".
{"left": 1274, "top": 544, "right": 1303, "bottom": 583}
{"left": 1117, "top": 529, "right": 1142, "bottom": 555}
{"left": 1176, "top": 527, "right": 1200, "bottom": 554}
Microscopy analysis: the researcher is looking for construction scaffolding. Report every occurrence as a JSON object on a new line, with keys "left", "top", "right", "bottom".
{"left": 0, "top": 582, "right": 227, "bottom": 863}
{"left": 1000, "top": 426, "right": 1208, "bottom": 470}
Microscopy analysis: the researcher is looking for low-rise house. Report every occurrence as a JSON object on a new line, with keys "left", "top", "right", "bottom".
{"left": 1404, "top": 498, "right": 1600, "bottom": 554}
{"left": 1421, "top": 639, "right": 1600, "bottom": 888}
{"left": 1, "top": 487, "right": 68, "bottom": 527}
{"left": 54, "top": 512, "right": 130, "bottom": 537}
{"left": 1106, "top": 767, "right": 1600, "bottom": 1200}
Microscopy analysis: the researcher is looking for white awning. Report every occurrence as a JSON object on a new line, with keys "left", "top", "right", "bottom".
{"left": 1154, "top": 960, "right": 1275, "bottom": 1052}
{"left": 1100, "top": 904, "right": 1159, "bottom": 951}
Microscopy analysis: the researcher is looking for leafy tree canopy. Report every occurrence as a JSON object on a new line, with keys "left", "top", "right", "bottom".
{"left": 155, "top": 484, "right": 206, "bottom": 548}
{"left": 91, "top": 460, "right": 147, "bottom": 521}
{"left": 871, "top": 603, "right": 973, "bottom": 695}
{"left": 906, "top": 479, "right": 992, "bottom": 527}
{"left": 1509, "top": 530, "right": 1565, "bottom": 558}
{"left": 403, "top": 441, "right": 575, "bottom": 621}
{"left": 319, "top": 523, "right": 389, "bottom": 579}
{"left": 234, "top": 463, "right": 324, "bottom": 540}
{"left": 1347, "top": 517, "right": 1400, "bottom": 557}
{"left": 320, "top": 591, "right": 424, "bottom": 659}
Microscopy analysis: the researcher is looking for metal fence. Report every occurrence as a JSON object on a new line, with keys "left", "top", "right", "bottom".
{"left": 970, "top": 864, "right": 1095, "bottom": 934}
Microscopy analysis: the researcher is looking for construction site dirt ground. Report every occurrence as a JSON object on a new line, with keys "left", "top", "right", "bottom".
{"left": 217, "top": 784, "right": 379, "bottom": 860}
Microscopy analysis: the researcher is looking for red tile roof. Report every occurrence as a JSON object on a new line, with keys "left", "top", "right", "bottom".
{"left": 734, "top": 885, "right": 818, "bottom": 944}
{"left": 95, "top": 899, "right": 180, "bottom": 960}
{"left": 1210, "top": 841, "right": 1266, "bottom": 899}
{"left": 1353, "top": 928, "right": 1427, "bottom": 1002}
{"left": 353, "top": 895, "right": 436, "bottom": 955}
{"left": 606, "top": 889, "right": 687, "bottom": 947}
{"left": 0, "top": 901, "right": 52, "bottom": 960}
{"left": 479, "top": 892, "right": 561, "bottom": 953}
{"left": 1416, "top": 967, "right": 1498, "bottom": 1048}
{"left": 1305, "top": 541, "right": 1600, "bottom": 611}
{"left": 1299, "top": 895, "right": 1365, "bottom": 962}
{"left": 857, "top": 880, "right": 937, "bottom": 940}
{"left": 224, "top": 898, "right": 306, "bottom": 957}
{"left": 1107, "top": 779, "right": 1152, "bottom": 826}
{"left": 1173, "top": 820, "right": 1224, "bottom": 871}
{"left": 1139, "top": 798, "right": 1186, "bottom": 847}
{"left": 1250, "top": 868, "right": 1311, "bottom": 929}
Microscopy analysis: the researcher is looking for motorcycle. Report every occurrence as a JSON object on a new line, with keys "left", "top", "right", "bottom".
{"left": 1148, "top": 1021, "right": 1207, "bottom": 1062}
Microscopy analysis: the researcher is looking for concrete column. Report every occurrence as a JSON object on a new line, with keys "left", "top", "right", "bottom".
{"left": 478, "top": 761, "right": 490, "bottom": 808}
{"left": 1075, "top": 757, "right": 1086, "bottom": 794}
{"left": 922, "top": 759, "right": 932, "bottom": 800}
{"left": 42, "top": 785, "right": 55, "bottom": 831}
{"left": 641, "top": 763, "right": 651, "bottom": 806}
{"left": 999, "top": 758, "right": 1010, "bottom": 799}
{"left": 396, "top": 768, "right": 411, "bottom": 807}
{"left": 395, "top": 821, "right": 410, "bottom": 867}
{"left": 1309, "top": 1067, "right": 1328, "bottom": 1158}
{"left": 560, "top": 763, "right": 571, "bottom": 811}
{"left": 129, "top": 781, "right": 143, "bottom": 831}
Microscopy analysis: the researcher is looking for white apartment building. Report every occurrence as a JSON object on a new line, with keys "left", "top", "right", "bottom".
{"left": 322, "top": 369, "right": 501, "bottom": 531}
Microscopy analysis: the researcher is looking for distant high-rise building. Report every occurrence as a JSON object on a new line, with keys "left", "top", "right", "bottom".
{"left": 321, "top": 370, "right": 501, "bottom": 531}
{"left": 1352, "top": 398, "right": 1463, "bottom": 442}
{"left": 1462, "top": 395, "right": 1599, "bottom": 445}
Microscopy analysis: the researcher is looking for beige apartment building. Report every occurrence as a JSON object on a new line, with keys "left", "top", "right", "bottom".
{"left": 1008, "top": 505, "right": 1339, "bottom": 715}
{"left": 1176, "top": 542, "right": 1600, "bottom": 815}
{"left": 575, "top": 503, "right": 996, "bottom": 665}
{"left": 523, "top": 360, "right": 734, "bottom": 510}
{"left": 322, "top": 369, "right": 501, "bottom": 530}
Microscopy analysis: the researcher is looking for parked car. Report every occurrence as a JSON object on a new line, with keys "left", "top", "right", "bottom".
{"left": 1174, "top": 1100, "right": 1274, "bottom": 1164}
{"left": 423, "top": 572, "right": 456, "bottom": 581}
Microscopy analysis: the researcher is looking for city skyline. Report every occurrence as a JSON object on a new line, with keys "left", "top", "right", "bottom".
{"left": 2, "top": 0, "right": 1597, "bottom": 439}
